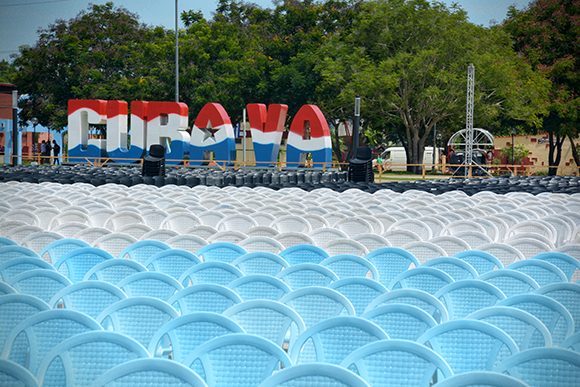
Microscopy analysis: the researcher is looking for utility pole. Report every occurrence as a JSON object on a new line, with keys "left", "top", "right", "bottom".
{"left": 175, "top": 0, "right": 179, "bottom": 102}
{"left": 352, "top": 96, "right": 361, "bottom": 156}
{"left": 465, "top": 64, "right": 475, "bottom": 175}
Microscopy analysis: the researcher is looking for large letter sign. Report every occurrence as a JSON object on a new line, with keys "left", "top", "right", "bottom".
{"left": 68, "top": 99, "right": 108, "bottom": 162}
{"left": 106, "top": 100, "right": 145, "bottom": 162}
{"left": 247, "top": 103, "right": 288, "bottom": 166}
{"left": 286, "top": 104, "right": 332, "bottom": 168}
{"left": 189, "top": 103, "right": 236, "bottom": 166}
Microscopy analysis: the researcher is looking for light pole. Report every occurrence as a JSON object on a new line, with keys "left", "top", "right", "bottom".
{"left": 352, "top": 96, "right": 361, "bottom": 157}
{"left": 511, "top": 128, "right": 516, "bottom": 166}
{"left": 31, "top": 117, "right": 38, "bottom": 158}
{"left": 175, "top": 0, "right": 179, "bottom": 102}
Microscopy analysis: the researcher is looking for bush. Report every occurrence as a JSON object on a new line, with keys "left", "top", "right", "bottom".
{"left": 500, "top": 144, "right": 529, "bottom": 164}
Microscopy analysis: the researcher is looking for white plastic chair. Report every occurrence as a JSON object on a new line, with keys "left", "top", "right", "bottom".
{"left": 325, "top": 239, "right": 369, "bottom": 257}
{"left": 185, "top": 225, "right": 218, "bottom": 240}
{"left": 453, "top": 231, "right": 492, "bottom": 248}
{"left": 21, "top": 231, "right": 64, "bottom": 256}
{"left": 352, "top": 234, "right": 391, "bottom": 253}
{"left": 216, "top": 214, "right": 257, "bottom": 232}
{"left": 507, "top": 238, "right": 552, "bottom": 259}
{"left": 383, "top": 229, "right": 422, "bottom": 247}
{"left": 334, "top": 218, "right": 374, "bottom": 237}
{"left": 94, "top": 233, "right": 138, "bottom": 258}
{"left": 270, "top": 215, "right": 312, "bottom": 234}
{"left": 74, "top": 227, "right": 111, "bottom": 244}
{"left": 239, "top": 236, "right": 284, "bottom": 254}
{"left": 389, "top": 219, "right": 432, "bottom": 241}
{"left": 404, "top": 241, "right": 448, "bottom": 263}
{"left": 118, "top": 224, "right": 152, "bottom": 239}
{"left": 104, "top": 212, "right": 145, "bottom": 231}
{"left": 246, "top": 226, "right": 279, "bottom": 238}
{"left": 51, "top": 222, "right": 89, "bottom": 238}
{"left": 166, "top": 234, "right": 208, "bottom": 254}
{"left": 160, "top": 213, "right": 201, "bottom": 232}
{"left": 141, "top": 209, "right": 170, "bottom": 229}
{"left": 429, "top": 236, "right": 471, "bottom": 256}
{"left": 310, "top": 228, "right": 349, "bottom": 247}
{"left": 274, "top": 232, "right": 315, "bottom": 248}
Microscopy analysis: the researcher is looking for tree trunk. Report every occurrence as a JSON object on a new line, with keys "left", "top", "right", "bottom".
{"left": 568, "top": 135, "right": 580, "bottom": 175}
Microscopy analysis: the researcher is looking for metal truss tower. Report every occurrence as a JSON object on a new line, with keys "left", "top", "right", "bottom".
{"left": 465, "top": 64, "right": 475, "bottom": 167}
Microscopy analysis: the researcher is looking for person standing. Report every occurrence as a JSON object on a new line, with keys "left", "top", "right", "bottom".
{"left": 52, "top": 140, "right": 60, "bottom": 165}
{"left": 44, "top": 140, "right": 52, "bottom": 165}
{"left": 40, "top": 140, "right": 46, "bottom": 164}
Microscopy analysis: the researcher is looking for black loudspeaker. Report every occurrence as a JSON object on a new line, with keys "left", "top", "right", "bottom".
{"left": 348, "top": 146, "right": 374, "bottom": 183}
{"left": 142, "top": 144, "right": 166, "bottom": 177}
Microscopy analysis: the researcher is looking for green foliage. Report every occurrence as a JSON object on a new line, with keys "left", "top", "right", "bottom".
{"left": 500, "top": 144, "right": 530, "bottom": 164}
{"left": 0, "top": 60, "right": 16, "bottom": 83}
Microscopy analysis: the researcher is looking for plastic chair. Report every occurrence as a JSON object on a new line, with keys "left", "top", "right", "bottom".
{"left": 96, "top": 296, "right": 178, "bottom": 348}
{"left": 118, "top": 240, "right": 171, "bottom": 264}
{"left": 435, "top": 280, "right": 506, "bottom": 320}
{"left": 363, "top": 303, "right": 437, "bottom": 341}
{"left": 340, "top": 339, "right": 453, "bottom": 386}
{"left": 36, "top": 331, "right": 148, "bottom": 387}
{"left": 536, "top": 283, "right": 580, "bottom": 333}
{"left": 238, "top": 236, "right": 284, "bottom": 254}
{"left": 141, "top": 229, "right": 179, "bottom": 242}
{"left": 366, "top": 288, "right": 449, "bottom": 323}
{"left": 0, "top": 359, "right": 39, "bottom": 387}
{"left": 422, "top": 257, "right": 478, "bottom": 281}
{"left": 196, "top": 242, "right": 247, "bottom": 264}
{"left": 184, "top": 333, "right": 292, "bottom": 387}
{"left": 1, "top": 309, "right": 102, "bottom": 374}
{"left": 90, "top": 358, "right": 208, "bottom": 386}
{"left": 39, "top": 238, "right": 91, "bottom": 264}
{"left": 208, "top": 230, "right": 248, "bottom": 244}
{"left": 0, "top": 246, "right": 40, "bottom": 264}
{"left": 418, "top": 319, "right": 518, "bottom": 374}
{"left": 229, "top": 274, "right": 291, "bottom": 301}
{"left": 365, "top": 247, "right": 420, "bottom": 288}
{"left": 179, "top": 261, "right": 243, "bottom": 286}
{"left": 232, "top": 252, "right": 289, "bottom": 276}
{"left": 74, "top": 227, "right": 111, "bottom": 244}
{"left": 279, "top": 244, "right": 330, "bottom": 265}
{"left": 168, "top": 283, "right": 242, "bottom": 314}
{"left": 429, "top": 235, "right": 472, "bottom": 256}
{"left": 259, "top": 363, "right": 370, "bottom": 387}
{"left": 0, "top": 257, "right": 54, "bottom": 281}
{"left": 325, "top": 239, "right": 369, "bottom": 257}
{"left": 509, "top": 260, "right": 568, "bottom": 287}
{"left": 49, "top": 280, "right": 126, "bottom": 319}
{"left": 166, "top": 234, "right": 208, "bottom": 254}
{"left": 433, "top": 371, "right": 530, "bottom": 387}
{"left": 21, "top": 232, "right": 64, "bottom": 256}
{"left": 118, "top": 271, "right": 183, "bottom": 301}
{"left": 148, "top": 312, "right": 244, "bottom": 363}
{"left": 280, "top": 286, "right": 355, "bottom": 328}
{"left": 468, "top": 306, "right": 552, "bottom": 350}
{"left": 321, "top": 254, "right": 380, "bottom": 280}
{"left": 404, "top": 241, "right": 448, "bottom": 263}
{"left": 160, "top": 212, "right": 201, "bottom": 232}
{"left": 499, "top": 294, "right": 575, "bottom": 346}
{"left": 497, "top": 348, "right": 580, "bottom": 387}
{"left": 0, "top": 236, "right": 16, "bottom": 247}
{"left": 561, "top": 332, "right": 580, "bottom": 351}
{"left": 0, "top": 294, "right": 50, "bottom": 352}
{"left": 352, "top": 233, "right": 391, "bottom": 253}
{"left": 454, "top": 250, "right": 504, "bottom": 275}
{"left": 271, "top": 215, "right": 312, "bottom": 234}
{"left": 185, "top": 225, "right": 219, "bottom": 240}
{"left": 245, "top": 226, "right": 279, "bottom": 238}
{"left": 329, "top": 278, "right": 388, "bottom": 315}
{"left": 144, "top": 249, "right": 201, "bottom": 280}
{"left": 53, "top": 247, "right": 114, "bottom": 283}
{"left": 532, "top": 252, "right": 580, "bottom": 281}
{"left": 224, "top": 300, "right": 305, "bottom": 347}
{"left": 391, "top": 267, "right": 454, "bottom": 295}
{"left": 478, "top": 269, "right": 540, "bottom": 298}
{"left": 0, "top": 281, "right": 16, "bottom": 295}
{"left": 9, "top": 269, "right": 72, "bottom": 303}
{"left": 277, "top": 263, "right": 339, "bottom": 289}
{"left": 83, "top": 259, "right": 147, "bottom": 284}
{"left": 216, "top": 214, "right": 258, "bottom": 231}
{"left": 508, "top": 238, "right": 552, "bottom": 259}
{"left": 310, "top": 228, "right": 349, "bottom": 247}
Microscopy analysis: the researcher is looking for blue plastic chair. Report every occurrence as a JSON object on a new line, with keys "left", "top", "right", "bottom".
{"left": 509, "top": 260, "right": 568, "bottom": 286}
{"left": 83, "top": 258, "right": 147, "bottom": 284}
{"left": 435, "top": 279, "right": 506, "bottom": 320}
{"left": 0, "top": 359, "right": 39, "bottom": 387}
{"left": 561, "top": 332, "right": 580, "bottom": 351}
{"left": 536, "top": 283, "right": 580, "bottom": 333}
{"left": 168, "top": 283, "right": 242, "bottom": 314}
{"left": 321, "top": 254, "right": 380, "bottom": 280}
{"left": 117, "top": 271, "right": 183, "bottom": 301}
{"left": 91, "top": 358, "right": 208, "bottom": 386}
{"left": 144, "top": 248, "right": 201, "bottom": 279}
{"left": 0, "top": 237, "right": 17, "bottom": 247}
{"left": 179, "top": 261, "right": 243, "bottom": 286}
{"left": 340, "top": 339, "right": 453, "bottom": 386}
{"left": 54, "top": 247, "right": 114, "bottom": 283}
{"left": 148, "top": 312, "right": 244, "bottom": 363}
{"left": 362, "top": 304, "right": 437, "bottom": 341}
{"left": 184, "top": 333, "right": 292, "bottom": 386}
{"left": 196, "top": 242, "right": 247, "bottom": 263}
{"left": 39, "top": 238, "right": 90, "bottom": 264}
{"left": 36, "top": 331, "right": 149, "bottom": 387}
{"left": 365, "top": 288, "right": 449, "bottom": 323}
{"left": 96, "top": 296, "right": 178, "bottom": 348}
{"left": 422, "top": 257, "right": 479, "bottom": 280}
{"left": 259, "top": 363, "right": 370, "bottom": 387}
{"left": 478, "top": 269, "right": 540, "bottom": 298}
{"left": 1, "top": 309, "right": 101, "bottom": 374}
{"left": 329, "top": 278, "right": 388, "bottom": 315}
{"left": 433, "top": 371, "right": 530, "bottom": 387}
{"left": 280, "top": 286, "right": 355, "bottom": 328}
{"left": 418, "top": 319, "right": 519, "bottom": 374}
{"left": 0, "top": 257, "right": 54, "bottom": 280}
{"left": 454, "top": 250, "right": 504, "bottom": 275}
{"left": 118, "top": 240, "right": 171, "bottom": 264}
{"left": 497, "top": 348, "right": 580, "bottom": 387}
{"left": 532, "top": 252, "right": 580, "bottom": 281}
{"left": 290, "top": 316, "right": 387, "bottom": 364}
{"left": 0, "top": 294, "right": 50, "bottom": 351}
{"left": 0, "top": 281, "right": 16, "bottom": 295}
{"left": 277, "top": 263, "right": 339, "bottom": 289}
{"left": 232, "top": 252, "right": 289, "bottom": 276}
{"left": 9, "top": 269, "right": 72, "bottom": 303}
{"left": 49, "top": 280, "right": 127, "bottom": 319}
{"left": 499, "top": 294, "right": 575, "bottom": 346}
{"left": 228, "top": 274, "right": 291, "bottom": 301}
{"left": 391, "top": 267, "right": 454, "bottom": 295}
{"left": 224, "top": 300, "right": 306, "bottom": 347}
{"left": 365, "top": 247, "right": 420, "bottom": 287}
{"left": 0, "top": 246, "right": 39, "bottom": 264}
{"left": 279, "top": 244, "right": 330, "bottom": 265}
{"left": 468, "top": 306, "right": 552, "bottom": 350}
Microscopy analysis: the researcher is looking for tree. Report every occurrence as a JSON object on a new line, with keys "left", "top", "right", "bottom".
{"left": 503, "top": 0, "right": 579, "bottom": 175}
{"left": 0, "top": 60, "right": 16, "bottom": 83}
{"left": 315, "top": 0, "right": 549, "bottom": 172}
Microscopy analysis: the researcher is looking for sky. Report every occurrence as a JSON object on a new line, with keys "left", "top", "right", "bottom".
{"left": 0, "top": 0, "right": 532, "bottom": 62}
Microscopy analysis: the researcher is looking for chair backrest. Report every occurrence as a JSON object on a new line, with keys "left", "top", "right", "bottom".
{"left": 433, "top": 371, "right": 530, "bottom": 387}
{"left": 9, "top": 269, "right": 72, "bottom": 303}
{"left": 144, "top": 248, "right": 201, "bottom": 280}
{"left": 454, "top": 250, "right": 504, "bottom": 275}
{"left": 366, "top": 288, "right": 449, "bottom": 323}
{"left": 148, "top": 312, "right": 244, "bottom": 363}
{"left": 83, "top": 258, "right": 147, "bottom": 284}
{"left": 166, "top": 234, "right": 208, "bottom": 254}
{"left": 468, "top": 306, "right": 552, "bottom": 350}
{"left": 309, "top": 228, "right": 349, "bottom": 247}
{"left": 561, "top": 332, "right": 580, "bottom": 352}
{"left": 362, "top": 303, "right": 437, "bottom": 341}
{"left": 168, "top": 283, "right": 242, "bottom": 314}
{"left": 224, "top": 300, "right": 305, "bottom": 347}
{"left": 238, "top": 236, "right": 284, "bottom": 254}
{"left": 36, "top": 331, "right": 148, "bottom": 387}
{"left": 39, "top": 238, "right": 90, "bottom": 264}
{"left": 74, "top": 227, "right": 111, "bottom": 244}
{"left": 365, "top": 247, "right": 420, "bottom": 287}
{"left": 497, "top": 348, "right": 580, "bottom": 387}
{"left": 0, "top": 359, "right": 39, "bottom": 387}
{"left": 321, "top": 254, "right": 380, "bottom": 280}
{"left": 117, "top": 271, "right": 183, "bottom": 301}
{"left": 0, "top": 281, "right": 16, "bottom": 295}
{"left": 403, "top": 241, "right": 448, "bottom": 263}
{"left": 478, "top": 269, "right": 540, "bottom": 298}
{"left": 96, "top": 296, "right": 178, "bottom": 347}
{"left": 390, "top": 219, "right": 433, "bottom": 240}
{"left": 0, "top": 294, "right": 50, "bottom": 350}
{"left": 0, "top": 236, "right": 17, "bottom": 247}
{"left": 160, "top": 213, "right": 201, "bottom": 232}
{"left": 509, "top": 260, "right": 568, "bottom": 287}
{"left": 351, "top": 233, "right": 390, "bottom": 253}
{"left": 532, "top": 252, "right": 579, "bottom": 281}
{"left": 118, "top": 240, "right": 171, "bottom": 264}
{"left": 49, "top": 280, "right": 126, "bottom": 319}
{"left": 0, "top": 246, "right": 40, "bottom": 264}
{"left": 185, "top": 333, "right": 292, "bottom": 386}
{"left": 277, "top": 263, "right": 339, "bottom": 289}
{"left": 340, "top": 339, "right": 453, "bottom": 386}
{"left": 422, "top": 257, "right": 478, "bottom": 281}
{"left": 141, "top": 229, "right": 179, "bottom": 242}
{"left": 93, "top": 233, "right": 138, "bottom": 258}
{"left": 428, "top": 235, "right": 471, "bottom": 256}
{"left": 229, "top": 274, "right": 291, "bottom": 301}
{"left": 274, "top": 232, "right": 315, "bottom": 248}
{"left": 329, "top": 278, "right": 388, "bottom": 315}
{"left": 271, "top": 215, "right": 312, "bottom": 234}
{"left": 508, "top": 238, "right": 552, "bottom": 259}
{"left": 1, "top": 309, "right": 102, "bottom": 374}
{"left": 232, "top": 252, "right": 289, "bottom": 276}
{"left": 0, "top": 257, "right": 54, "bottom": 281}
{"left": 435, "top": 279, "right": 506, "bottom": 320}
{"left": 391, "top": 267, "right": 454, "bottom": 295}
{"left": 196, "top": 242, "right": 247, "bottom": 264}
{"left": 325, "top": 239, "right": 369, "bottom": 257}
{"left": 179, "top": 261, "right": 243, "bottom": 287}
{"left": 259, "top": 363, "right": 370, "bottom": 387}
{"left": 279, "top": 244, "right": 330, "bottom": 265}
{"left": 22, "top": 232, "right": 64, "bottom": 256}
{"left": 216, "top": 214, "right": 258, "bottom": 232}
{"left": 90, "top": 358, "right": 208, "bottom": 386}
{"left": 54, "top": 247, "right": 114, "bottom": 283}
{"left": 418, "top": 319, "right": 518, "bottom": 374}
{"left": 536, "top": 283, "right": 580, "bottom": 334}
